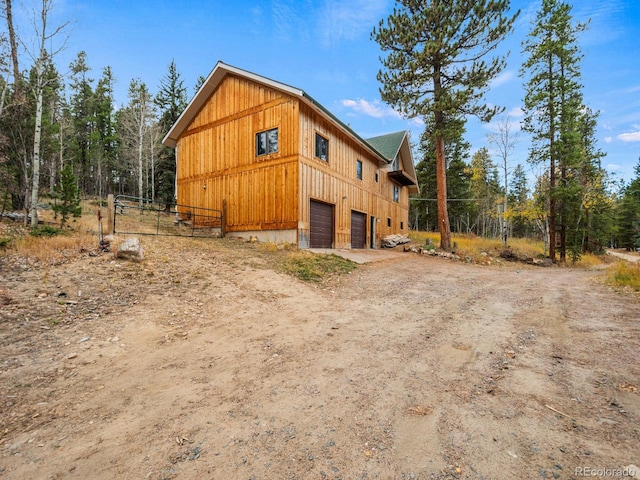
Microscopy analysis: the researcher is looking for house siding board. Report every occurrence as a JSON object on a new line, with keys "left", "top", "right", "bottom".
{"left": 171, "top": 65, "right": 409, "bottom": 247}
{"left": 175, "top": 76, "right": 299, "bottom": 233}
{"left": 297, "top": 104, "right": 409, "bottom": 248}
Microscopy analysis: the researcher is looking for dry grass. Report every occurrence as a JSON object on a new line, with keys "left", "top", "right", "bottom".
{"left": 408, "top": 231, "right": 609, "bottom": 268}
{"left": 607, "top": 261, "right": 640, "bottom": 292}
{"left": 571, "top": 252, "right": 606, "bottom": 268}
{"left": 9, "top": 230, "right": 96, "bottom": 265}
{"left": 409, "top": 231, "right": 545, "bottom": 263}
{"left": 0, "top": 201, "right": 100, "bottom": 266}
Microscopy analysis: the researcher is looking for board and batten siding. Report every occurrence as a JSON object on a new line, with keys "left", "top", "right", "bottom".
{"left": 175, "top": 75, "right": 299, "bottom": 238}
{"left": 297, "top": 104, "right": 409, "bottom": 248}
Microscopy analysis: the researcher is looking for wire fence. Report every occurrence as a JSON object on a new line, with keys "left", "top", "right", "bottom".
{"left": 113, "top": 195, "right": 223, "bottom": 238}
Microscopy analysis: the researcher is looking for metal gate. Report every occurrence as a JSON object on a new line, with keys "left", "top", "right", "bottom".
{"left": 113, "top": 195, "right": 223, "bottom": 238}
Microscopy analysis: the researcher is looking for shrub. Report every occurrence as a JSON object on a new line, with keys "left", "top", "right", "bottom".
{"left": 30, "top": 225, "right": 61, "bottom": 237}
{"left": 607, "top": 261, "right": 640, "bottom": 291}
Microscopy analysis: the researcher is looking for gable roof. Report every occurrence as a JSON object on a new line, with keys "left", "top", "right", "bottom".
{"left": 367, "top": 131, "right": 419, "bottom": 194}
{"left": 366, "top": 131, "right": 408, "bottom": 161}
{"left": 162, "top": 61, "right": 417, "bottom": 191}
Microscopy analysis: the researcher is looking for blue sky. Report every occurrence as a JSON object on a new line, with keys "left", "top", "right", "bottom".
{"left": 31, "top": 0, "right": 640, "bottom": 183}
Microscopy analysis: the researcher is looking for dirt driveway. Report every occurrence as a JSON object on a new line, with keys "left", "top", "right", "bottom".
{"left": 1, "top": 237, "right": 639, "bottom": 479}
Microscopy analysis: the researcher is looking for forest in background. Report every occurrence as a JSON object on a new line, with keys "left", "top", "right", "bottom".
{"left": 1, "top": 0, "right": 640, "bottom": 262}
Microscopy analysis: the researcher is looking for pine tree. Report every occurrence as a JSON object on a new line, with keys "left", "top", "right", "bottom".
{"left": 68, "top": 51, "right": 95, "bottom": 195}
{"left": 520, "top": 0, "right": 589, "bottom": 262}
{"left": 372, "top": 0, "right": 518, "bottom": 250}
{"left": 468, "top": 148, "right": 502, "bottom": 237}
{"left": 616, "top": 159, "right": 640, "bottom": 250}
{"left": 91, "top": 66, "right": 118, "bottom": 200}
{"left": 507, "top": 164, "right": 531, "bottom": 237}
{"left": 154, "top": 60, "right": 187, "bottom": 205}
{"left": 411, "top": 114, "right": 472, "bottom": 232}
{"left": 51, "top": 163, "right": 81, "bottom": 227}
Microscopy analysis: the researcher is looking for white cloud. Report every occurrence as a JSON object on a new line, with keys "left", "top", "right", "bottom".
{"left": 607, "top": 163, "right": 621, "bottom": 171}
{"left": 507, "top": 106, "right": 525, "bottom": 118}
{"left": 604, "top": 136, "right": 613, "bottom": 143}
{"left": 618, "top": 130, "right": 640, "bottom": 142}
{"left": 490, "top": 70, "right": 515, "bottom": 88}
{"left": 341, "top": 98, "right": 402, "bottom": 119}
{"left": 319, "top": 0, "right": 389, "bottom": 45}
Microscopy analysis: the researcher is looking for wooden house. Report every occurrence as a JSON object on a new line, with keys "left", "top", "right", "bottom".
{"left": 162, "top": 62, "right": 418, "bottom": 249}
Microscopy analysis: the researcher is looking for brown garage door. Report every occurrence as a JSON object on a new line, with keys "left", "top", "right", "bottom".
{"left": 310, "top": 200, "right": 334, "bottom": 248}
{"left": 350, "top": 211, "right": 366, "bottom": 249}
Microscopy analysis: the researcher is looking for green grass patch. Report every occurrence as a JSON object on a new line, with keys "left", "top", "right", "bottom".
{"left": 281, "top": 251, "right": 357, "bottom": 282}
{"left": 607, "top": 261, "right": 640, "bottom": 291}
{"left": 30, "top": 225, "right": 62, "bottom": 237}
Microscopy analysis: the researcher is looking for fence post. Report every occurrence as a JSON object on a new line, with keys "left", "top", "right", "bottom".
{"left": 222, "top": 199, "right": 227, "bottom": 238}
{"left": 107, "top": 194, "right": 114, "bottom": 235}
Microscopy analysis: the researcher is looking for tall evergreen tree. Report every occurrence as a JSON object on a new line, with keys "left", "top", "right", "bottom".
{"left": 91, "top": 66, "right": 117, "bottom": 200}
{"left": 468, "top": 147, "right": 502, "bottom": 237}
{"left": 507, "top": 163, "right": 531, "bottom": 237}
{"left": 372, "top": 0, "right": 518, "bottom": 250}
{"left": 51, "top": 162, "right": 81, "bottom": 227}
{"left": 412, "top": 115, "right": 472, "bottom": 233}
{"left": 616, "top": 159, "right": 640, "bottom": 251}
{"left": 154, "top": 60, "right": 187, "bottom": 205}
{"left": 68, "top": 51, "right": 94, "bottom": 195}
{"left": 520, "top": 0, "right": 588, "bottom": 262}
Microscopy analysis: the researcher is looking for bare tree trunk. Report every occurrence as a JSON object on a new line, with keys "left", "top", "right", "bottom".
{"left": 138, "top": 120, "right": 144, "bottom": 209}
{"left": 4, "top": 0, "right": 20, "bottom": 98}
{"left": 435, "top": 134, "right": 450, "bottom": 250}
{"left": 29, "top": 0, "right": 69, "bottom": 227}
{"left": 548, "top": 53, "right": 557, "bottom": 262}
{"left": 30, "top": 68, "right": 43, "bottom": 227}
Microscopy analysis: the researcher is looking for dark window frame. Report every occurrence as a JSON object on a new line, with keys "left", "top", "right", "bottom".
{"left": 256, "top": 127, "right": 279, "bottom": 156}
{"left": 356, "top": 160, "right": 363, "bottom": 180}
{"left": 315, "top": 133, "right": 329, "bottom": 162}
{"left": 393, "top": 185, "right": 399, "bottom": 203}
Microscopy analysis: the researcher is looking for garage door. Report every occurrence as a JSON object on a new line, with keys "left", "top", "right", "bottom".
{"left": 310, "top": 200, "right": 334, "bottom": 248}
{"left": 350, "top": 211, "right": 366, "bottom": 249}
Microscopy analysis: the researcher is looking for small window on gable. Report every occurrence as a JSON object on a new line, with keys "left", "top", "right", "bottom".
{"left": 256, "top": 128, "right": 278, "bottom": 156}
{"left": 315, "top": 133, "right": 328, "bottom": 162}
{"left": 375, "top": 172, "right": 379, "bottom": 183}
{"left": 393, "top": 185, "right": 399, "bottom": 203}
{"left": 356, "top": 160, "right": 363, "bottom": 180}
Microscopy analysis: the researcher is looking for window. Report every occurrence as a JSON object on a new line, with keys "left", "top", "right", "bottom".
{"left": 387, "top": 217, "right": 391, "bottom": 227}
{"left": 356, "top": 160, "right": 363, "bottom": 180}
{"left": 375, "top": 172, "right": 379, "bottom": 183}
{"left": 401, "top": 221, "right": 404, "bottom": 230}
{"left": 393, "top": 185, "right": 399, "bottom": 203}
{"left": 256, "top": 128, "right": 278, "bottom": 156}
{"left": 315, "top": 133, "right": 328, "bottom": 161}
